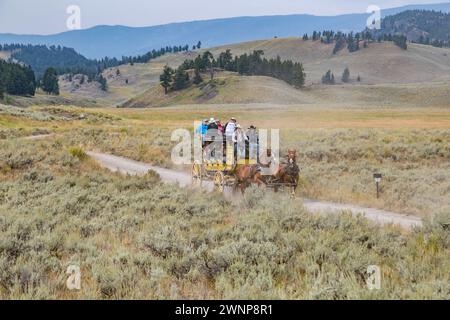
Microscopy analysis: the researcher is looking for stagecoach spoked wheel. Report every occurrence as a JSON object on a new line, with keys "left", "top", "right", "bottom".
{"left": 213, "top": 172, "right": 225, "bottom": 193}
{"left": 191, "top": 163, "right": 202, "bottom": 187}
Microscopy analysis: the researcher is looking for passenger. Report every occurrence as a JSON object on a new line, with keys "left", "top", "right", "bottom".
{"left": 196, "top": 119, "right": 209, "bottom": 145}
{"left": 217, "top": 119, "right": 224, "bottom": 135}
{"left": 233, "top": 124, "right": 248, "bottom": 161}
{"left": 225, "top": 117, "right": 237, "bottom": 139}
{"left": 207, "top": 117, "right": 218, "bottom": 130}
{"left": 246, "top": 125, "right": 259, "bottom": 161}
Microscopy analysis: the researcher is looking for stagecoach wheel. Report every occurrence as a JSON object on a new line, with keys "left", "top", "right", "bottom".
{"left": 213, "top": 172, "right": 225, "bottom": 193}
{"left": 191, "top": 163, "right": 202, "bottom": 187}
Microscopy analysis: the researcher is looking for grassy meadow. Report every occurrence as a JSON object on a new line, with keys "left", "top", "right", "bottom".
{"left": 0, "top": 134, "right": 449, "bottom": 299}
{"left": 2, "top": 103, "right": 450, "bottom": 218}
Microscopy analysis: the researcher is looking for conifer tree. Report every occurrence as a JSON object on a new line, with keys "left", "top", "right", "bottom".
{"left": 342, "top": 67, "right": 350, "bottom": 83}
{"left": 160, "top": 65, "right": 174, "bottom": 94}
{"left": 42, "top": 67, "right": 59, "bottom": 95}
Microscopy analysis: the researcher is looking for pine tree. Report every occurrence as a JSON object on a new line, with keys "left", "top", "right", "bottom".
{"left": 42, "top": 67, "right": 59, "bottom": 95}
{"left": 160, "top": 65, "right": 174, "bottom": 94}
{"left": 342, "top": 67, "right": 350, "bottom": 83}
{"left": 97, "top": 75, "right": 108, "bottom": 91}
{"left": 202, "top": 51, "right": 214, "bottom": 80}
{"left": 0, "top": 77, "right": 4, "bottom": 100}
{"left": 292, "top": 63, "right": 305, "bottom": 88}
{"left": 333, "top": 37, "right": 346, "bottom": 54}
{"left": 193, "top": 67, "right": 203, "bottom": 84}
{"left": 312, "top": 31, "right": 319, "bottom": 41}
{"left": 172, "top": 67, "right": 189, "bottom": 90}
{"left": 393, "top": 35, "right": 408, "bottom": 50}
{"left": 322, "top": 70, "right": 335, "bottom": 85}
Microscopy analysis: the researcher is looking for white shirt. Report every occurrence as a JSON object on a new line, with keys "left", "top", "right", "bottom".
{"left": 225, "top": 122, "right": 236, "bottom": 137}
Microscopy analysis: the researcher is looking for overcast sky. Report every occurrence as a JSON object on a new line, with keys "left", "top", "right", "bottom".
{"left": 0, "top": 0, "right": 445, "bottom": 35}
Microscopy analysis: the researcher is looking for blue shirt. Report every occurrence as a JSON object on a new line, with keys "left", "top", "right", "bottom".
{"left": 196, "top": 123, "right": 208, "bottom": 135}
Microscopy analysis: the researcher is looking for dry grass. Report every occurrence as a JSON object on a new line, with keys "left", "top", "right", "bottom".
{"left": 122, "top": 73, "right": 450, "bottom": 109}
{"left": 153, "top": 39, "right": 450, "bottom": 85}
{"left": 0, "top": 138, "right": 448, "bottom": 299}
{"left": 100, "top": 105, "right": 450, "bottom": 216}
{"left": 52, "top": 37, "right": 450, "bottom": 107}
{"left": 4, "top": 103, "right": 448, "bottom": 216}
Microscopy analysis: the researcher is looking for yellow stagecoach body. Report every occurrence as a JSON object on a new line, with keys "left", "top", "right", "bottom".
{"left": 203, "top": 146, "right": 257, "bottom": 172}
{"left": 192, "top": 144, "right": 258, "bottom": 192}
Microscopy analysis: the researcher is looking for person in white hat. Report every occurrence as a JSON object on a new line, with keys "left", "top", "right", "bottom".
{"left": 233, "top": 123, "right": 248, "bottom": 160}
{"left": 225, "top": 117, "right": 237, "bottom": 138}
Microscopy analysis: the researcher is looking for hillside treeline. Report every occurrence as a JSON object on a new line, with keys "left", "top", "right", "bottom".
{"left": 377, "top": 10, "right": 450, "bottom": 48}
{"left": 160, "top": 49, "right": 306, "bottom": 93}
{"left": 0, "top": 43, "right": 199, "bottom": 80}
{"left": 304, "top": 10, "right": 450, "bottom": 51}
{"left": 302, "top": 30, "right": 408, "bottom": 52}
{"left": 0, "top": 60, "right": 36, "bottom": 98}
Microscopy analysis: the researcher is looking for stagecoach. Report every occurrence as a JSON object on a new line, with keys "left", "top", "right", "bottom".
{"left": 191, "top": 143, "right": 258, "bottom": 192}
{"left": 191, "top": 139, "right": 300, "bottom": 194}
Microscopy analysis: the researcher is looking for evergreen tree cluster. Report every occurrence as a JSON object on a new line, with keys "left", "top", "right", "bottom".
{"left": 160, "top": 49, "right": 306, "bottom": 93}
{"left": 371, "top": 34, "right": 408, "bottom": 50}
{"left": 2, "top": 44, "right": 99, "bottom": 79}
{"left": 0, "top": 59, "right": 36, "bottom": 98}
{"left": 321, "top": 68, "right": 352, "bottom": 85}
{"left": 41, "top": 67, "right": 59, "bottom": 95}
{"left": 97, "top": 74, "right": 108, "bottom": 92}
{"left": 303, "top": 30, "right": 372, "bottom": 54}
{"left": 321, "top": 70, "right": 335, "bottom": 85}
{"left": 0, "top": 42, "right": 201, "bottom": 89}
{"left": 187, "top": 50, "right": 305, "bottom": 87}
{"left": 374, "top": 10, "right": 450, "bottom": 48}
{"left": 304, "top": 27, "right": 412, "bottom": 53}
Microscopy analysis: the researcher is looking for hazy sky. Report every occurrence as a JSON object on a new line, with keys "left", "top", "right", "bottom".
{"left": 0, "top": 0, "right": 445, "bottom": 35}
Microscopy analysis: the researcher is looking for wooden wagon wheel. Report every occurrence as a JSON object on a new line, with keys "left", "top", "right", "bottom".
{"left": 191, "top": 163, "right": 202, "bottom": 187}
{"left": 213, "top": 171, "right": 225, "bottom": 193}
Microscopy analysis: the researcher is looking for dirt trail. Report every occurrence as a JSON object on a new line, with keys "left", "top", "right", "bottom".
{"left": 87, "top": 151, "right": 423, "bottom": 229}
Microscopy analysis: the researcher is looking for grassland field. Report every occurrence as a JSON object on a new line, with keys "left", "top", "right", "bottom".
{"left": 1, "top": 103, "right": 450, "bottom": 217}
{"left": 0, "top": 37, "right": 449, "bottom": 299}
{"left": 0, "top": 115, "right": 449, "bottom": 299}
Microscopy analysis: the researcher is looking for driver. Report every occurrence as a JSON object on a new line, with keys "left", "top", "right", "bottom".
{"left": 258, "top": 148, "right": 279, "bottom": 176}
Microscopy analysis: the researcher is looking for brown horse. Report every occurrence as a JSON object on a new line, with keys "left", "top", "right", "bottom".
{"left": 276, "top": 150, "right": 300, "bottom": 196}
{"left": 233, "top": 165, "right": 265, "bottom": 194}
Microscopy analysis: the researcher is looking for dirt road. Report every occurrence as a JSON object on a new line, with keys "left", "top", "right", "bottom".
{"left": 87, "top": 151, "right": 423, "bottom": 229}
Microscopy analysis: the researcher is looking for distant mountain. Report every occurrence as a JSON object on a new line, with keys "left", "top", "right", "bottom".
{"left": 1, "top": 3, "right": 450, "bottom": 59}
{"left": 376, "top": 10, "right": 450, "bottom": 46}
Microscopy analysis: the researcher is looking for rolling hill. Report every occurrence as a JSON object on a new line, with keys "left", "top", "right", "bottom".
{"left": 53, "top": 37, "right": 450, "bottom": 108}
{"left": 2, "top": 3, "right": 450, "bottom": 59}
